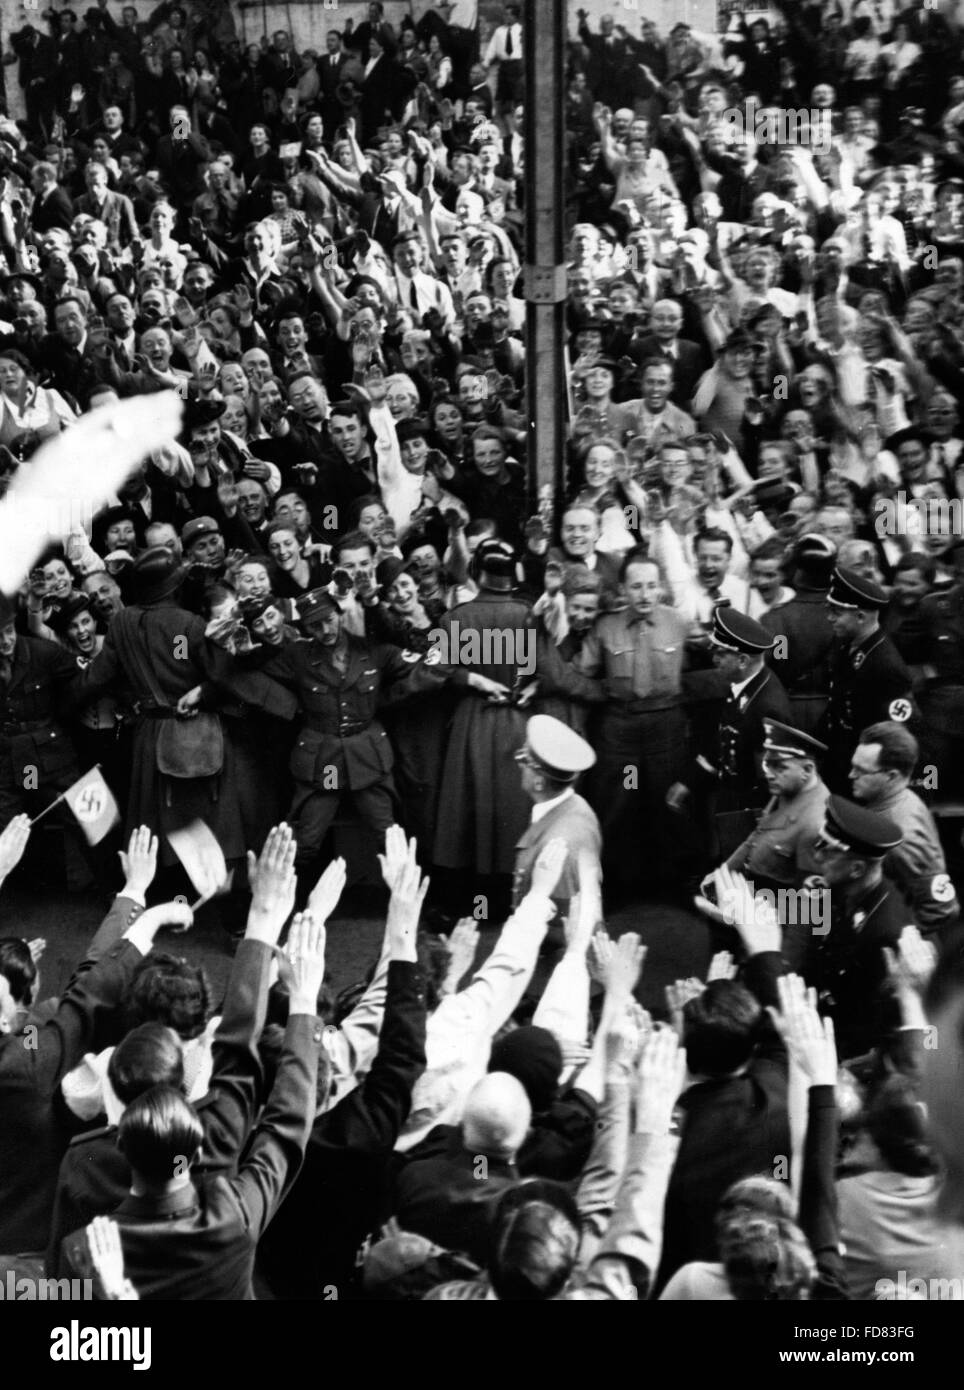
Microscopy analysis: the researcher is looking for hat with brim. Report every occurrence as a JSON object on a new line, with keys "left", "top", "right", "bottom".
{"left": 376, "top": 555, "right": 414, "bottom": 593}
{"left": 179, "top": 397, "right": 226, "bottom": 444}
{"left": 826, "top": 565, "right": 888, "bottom": 612}
{"left": 299, "top": 587, "right": 342, "bottom": 624}
{"left": 525, "top": 713, "right": 596, "bottom": 782}
{"left": 709, "top": 604, "right": 777, "bottom": 656}
{"left": 239, "top": 594, "right": 282, "bottom": 625}
{"left": 819, "top": 794, "right": 902, "bottom": 859}
{"left": 129, "top": 546, "right": 185, "bottom": 605}
{"left": 46, "top": 593, "right": 92, "bottom": 636}
{"left": 763, "top": 718, "right": 827, "bottom": 761}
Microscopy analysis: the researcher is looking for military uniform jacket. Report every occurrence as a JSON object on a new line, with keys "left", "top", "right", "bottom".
{"left": 874, "top": 785, "right": 960, "bottom": 933}
{"left": 257, "top": 633, "right": 455, "bottom": 791}
{"left": 822, "top": 630, "right": 916, "bottom": 772}
{"left": 696, "top": 666, "right": 792, "bottom": 814}
{"left": 0, "top": 634, "right": 81, "bottom": 788}
{"left": 512, "top": 792, "right": 602, "bottom": 920}
{"left": 726, "top": 779, "right": 830, "bottom": 888}
{"left": 760, "top": 586, "right": 835, "bottom": 696}
{"left": 809, "top": 881, "right": 908, "bottom": 1060}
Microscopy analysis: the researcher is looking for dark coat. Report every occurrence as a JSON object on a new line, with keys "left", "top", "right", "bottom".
{"left": 46, "top": 938, "right": 274, "bottom": 1273}
{"left": 60, "top": 1013, "right": 321, "bottom": 1299}
{"left": 0, "top": 895, "right": 144, "bottom": 1254}
{"left": 626, "top": 334, "right": 706, "bottom": 404}
{"left": 761, "top": 584, "right": 836, "bottom": 737}
{"left": 821, "top": 629, "right": 916, "bottom": 790}
{"left": 433, "top": 592, "right": 534, "bottom": 875}
{"left": 657, "top": 951, "right": 788, "bottom": 1291}
{"left": 394, "top": 1128, "right": 518, "bottom": 1266}
{"left": 30, "top": 186, "right": 75, "bottom": 235}
{"left": 806, "top": 881, "right": 907, "bottom": 1061}
{"left": 708, "top": 665, "right": 792, "bottom": 815}
{"left": 79, "top": 601, "right": 297, "bottom": 861}
{"left": 258, "top": 960, "right": 427, "bottom": 1298}
{"left": 0, "top": 635, "right": 81, "bottom": 798}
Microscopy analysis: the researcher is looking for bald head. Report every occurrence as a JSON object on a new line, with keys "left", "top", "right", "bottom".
{"left": 461, "top": 1072, "right": 531, "bottom": 1161}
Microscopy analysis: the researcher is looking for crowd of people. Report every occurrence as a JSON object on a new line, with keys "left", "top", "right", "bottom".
{"left": 0, "top": 0, "right": 963, "bottom": 1302}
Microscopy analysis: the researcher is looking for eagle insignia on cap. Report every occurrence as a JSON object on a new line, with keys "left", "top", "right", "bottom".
{"left": 932, "top": 874, "right": 955, "bottom": 903}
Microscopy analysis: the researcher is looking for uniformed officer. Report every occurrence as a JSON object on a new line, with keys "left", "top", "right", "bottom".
{"left": 513, "top": 713, "right": 601, "bottom": 923}
{"left": 806, "top": 794, "right": 908, "bottom": 1060}
{"left": 849, "top": 721, "right": 959, "bottom": 936}
{"left": 919, "top": 540, "right": 964, "bottom": 799}
{"left": 576, "top": 550, "right": 694, "bottom": 898}
{"left": 725, "top": 719, "right": 830, "bottom": 893}
{"left": 821, "top": 566, "right": 916, "bottom": 791}
{"left": 253, "top": 587, "right": 496, "bottom": 879}
{"left": 760, "top": 533, "right": 837, "bottom": 737}
{"left": 0, "top": 593, "right": 88, "bottom": 884}
{"left": 671, "top": 605, "right": 791, "bottom": 860}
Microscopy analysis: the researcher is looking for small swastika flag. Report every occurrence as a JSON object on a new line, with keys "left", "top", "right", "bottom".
{"left": 63, "top": 766, "right": 120, "bottom": 845}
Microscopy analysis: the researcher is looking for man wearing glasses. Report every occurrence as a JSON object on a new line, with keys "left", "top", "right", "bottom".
{"left": 849, "top": 722, "right": 959, "bottom": 935}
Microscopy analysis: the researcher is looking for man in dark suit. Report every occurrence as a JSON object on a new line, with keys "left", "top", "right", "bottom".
{"left": 73, "top": 163, "right": 139, "bottom": 251}
{"left": 394, "top": 1072, "right": 528, "bottom": 1266}
{"left": 46, "top": 828, "right": 292, "bottom": 1273}
{"left": 35, "top": 295, "right": 115, "bottom": 404}
{"left": 347, "top": 2, "right": 397, "bottom": 60}
{"left": 5, "top": 24, "right": 59, "bottom": 135}
{"left": 318, "top": 29, "right": 353, "bottom": 136}
{"left": 657, "top": 877, "right": 788, "bottom": 1291}
{"left": 0, "top": 853, "right": 188, "bottom": 1257}
{"left": 628, "top": 299, "right": 706, "bottom": 405}
{"left": 60, "top": 911, "right": 329, "bottom": 1299}
{"left": 28, "top": 162, "right": 74, "bottom": 236}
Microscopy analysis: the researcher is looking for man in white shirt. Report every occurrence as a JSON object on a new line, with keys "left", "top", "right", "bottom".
{"left": 484, "top": 2, "right": 524, "bottom": 111}
{"left": 392, "top": 231, "right": 456, "bottom": 330}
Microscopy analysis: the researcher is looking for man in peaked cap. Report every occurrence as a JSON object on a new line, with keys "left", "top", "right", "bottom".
{"left": 512, "top": 714, "right": 601, "bottom": 926}
{"left": 761, "top": 533, "right": 837, "bottom": 738}
{"left": 244, "top": 585, "right": 501, "bottom": 886}
{"left": 724, "top": 717, "right": 830, "bottom": 896}
{"left": 672, "top": 605, "right": 791, "bottom": 861}
{"left": 805, "top": 793, "right": 908, "bottom": 1060}
{"left": 820, "top": 565, "right": 916, "bottom": 792}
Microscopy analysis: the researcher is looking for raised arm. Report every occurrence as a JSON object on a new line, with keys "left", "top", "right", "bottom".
{"left": 228, "top": 911, "right": 328, "bottom": 1237}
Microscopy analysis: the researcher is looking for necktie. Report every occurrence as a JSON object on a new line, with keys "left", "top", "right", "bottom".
{"left": 935, "top": 443, "right": 946, "bottom": 473}
{"left": 409, "top": 279, "right": 419, "bottom": 311}
{"left": 506, "top": 26, "right": 514, "bottom": 56}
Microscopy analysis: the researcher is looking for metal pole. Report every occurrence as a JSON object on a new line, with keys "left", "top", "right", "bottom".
{"left": 523, "top": 0, "right": 566, "bottom": 526}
